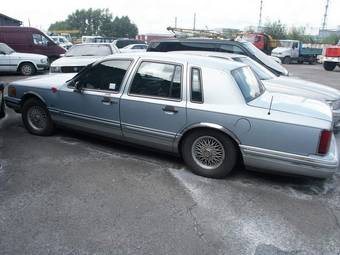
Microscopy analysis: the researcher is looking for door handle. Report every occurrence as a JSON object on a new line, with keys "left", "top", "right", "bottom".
{"left": 162, "top": 105, "right": 178, "bottom": 114}
{"left": 101, "top": 96, "right": 117, "bottom": 105}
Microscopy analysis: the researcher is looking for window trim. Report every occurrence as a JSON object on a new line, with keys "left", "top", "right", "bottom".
{"left": 190, "top": 67, "right": 204, "bottom": 104}
{"left": 127, "top": 60, "right": 184, "bottom": 102}
{"left": 67, "top": 58, "right": 134, "bottom": 94}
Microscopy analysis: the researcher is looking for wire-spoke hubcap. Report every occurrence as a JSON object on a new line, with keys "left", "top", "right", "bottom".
{"left": 192, "top": 136, "right": 225, "bottom": 170}
{"left": 27, "top": 106, "right": 47, "bottom": 131}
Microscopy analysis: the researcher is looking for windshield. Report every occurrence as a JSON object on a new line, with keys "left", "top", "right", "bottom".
{"left": 241, "top": 41, "right": 287, "bottom": 76}
{"left": 65, "top": 44, "right": 112, "bottom": 57}
{"left": 0, "top": 43, "right": 15, "bottom": 54}
{"left": 279, "top": 41, "right": 293, "bottom": 48}
{"left": 232, "top": 66, "right": 265, "bottom": 102}
{"left": 233, "top": 57, "right": 276, "bottom": 80}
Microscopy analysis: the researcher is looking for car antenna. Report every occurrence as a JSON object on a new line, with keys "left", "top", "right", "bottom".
{"left": 268, "top": 96, "right": 274, "bottom": 115}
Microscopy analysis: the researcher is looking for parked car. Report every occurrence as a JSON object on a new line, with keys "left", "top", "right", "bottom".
{"left": 120, "top": 44, "right": 147, "bottom": 52}
{"left": 322, "top": 43, "right": 340, "bottom": 71}
{"left": 0, "top": 42, "right": 49, "bottom": 75}
{"left": 0, "top": 26, "right": 66, "bottom": 61}
{"left": 50, "top": 36, "right": 73, "bottom": 50}
{"left": 0, "top": 82, "right": 5, "bottom": 118}
{"left": 176, "top": 51, "right": 340, "bottom": 130}
{"left": 50, "top": 43, "right": 119, "bottom": 73}
{"left": 271, "top": 40, "right": 323, "bottom": 64}
{"left": 4, "top": 53, "right": 338, "bottom": 179}
{"left": 113, "top": 38, "right": 146, "bottom": 49}
{"left": 147, "top": 38, "right": 289, "bottom": 76}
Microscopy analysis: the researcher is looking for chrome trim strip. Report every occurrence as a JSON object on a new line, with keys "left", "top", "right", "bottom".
{"left": 122, "top": 122, "right": 176, "bottom": 138}
{"left": 240, "top": 144, "right": 338, "bottom": 168}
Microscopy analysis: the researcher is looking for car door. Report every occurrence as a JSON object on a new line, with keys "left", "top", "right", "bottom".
{"left": 55, "top": 59, "right": 133, "bottom": 138}
{"left": 292, "top": 42, "right": 300, "bottom": 58}
{"left": 120, "top": 60, "right": 187, "bottom": 152}
{"left": 0, "top": 52, "right": 11, "bottom": 72}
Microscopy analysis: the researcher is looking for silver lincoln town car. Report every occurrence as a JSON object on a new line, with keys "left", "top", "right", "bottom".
{"left": 4, "top": 52, "right": 339, "bottom": 178}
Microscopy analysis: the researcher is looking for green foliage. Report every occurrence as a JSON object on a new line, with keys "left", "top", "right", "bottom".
{"left": 263, "top": 20, "right": 287, "bottom": 39}
{"left": 320, "top": 34, "right": 340, "bottom": 44}
{"left": 48, "top": 8, "right": 138, "bottom": 38}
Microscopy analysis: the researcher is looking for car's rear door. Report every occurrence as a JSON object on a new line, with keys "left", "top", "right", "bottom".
{"left": 120, "top": 59, "right": 187, "bottom": 152}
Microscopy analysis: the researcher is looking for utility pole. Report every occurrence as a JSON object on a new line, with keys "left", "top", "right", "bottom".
{"left": 193, "top": 13, "right": 196, "bottom": 30}
{"left": 175, "top": 17, "right": 177, "bottom": 28}
{"left": 258, "top": 0, "right": 263, "bottom": 32}
{"left": 322, "top": 0, "right": 330, "bottom": 30}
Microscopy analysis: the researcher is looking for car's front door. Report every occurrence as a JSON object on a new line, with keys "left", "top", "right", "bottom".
{"left": 120, "top": 60, "right": 187, "bottom": 152}
{"left": 55, "top": 59, "right": 133, "bottom": 138}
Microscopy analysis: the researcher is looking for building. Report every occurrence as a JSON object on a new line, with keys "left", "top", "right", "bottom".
{"left": 0, "top": 13, "right": 22, "bottom": 26}
{"left": 319, "top": 26, "right": 340, "bottom": 37}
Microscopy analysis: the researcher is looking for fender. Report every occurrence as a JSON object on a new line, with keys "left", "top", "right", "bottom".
{"left": 21, "top": 91, "right": 47, "bottom": 105}
{"left": 173, "top": 122, "right": 241, "bottom": 153}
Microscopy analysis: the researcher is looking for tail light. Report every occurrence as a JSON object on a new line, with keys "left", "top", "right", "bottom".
{"left": 318, "top": 130, "right": 332, "bottom": 155}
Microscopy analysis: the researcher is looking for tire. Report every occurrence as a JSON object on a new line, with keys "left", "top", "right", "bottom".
{"left": 282, "top": 57, "right": 291, "bottom": 64}
{"left": 22, "top": 98, "right": 54, "bottom": 136}
{"left": 323, "top": 61, "right": 336, "bottom": 71}
{"left": 181, "top": 129, "right": 238, "bottom": 179}
{"left": 19, "top": 63, "right": 36, "bottom": 76}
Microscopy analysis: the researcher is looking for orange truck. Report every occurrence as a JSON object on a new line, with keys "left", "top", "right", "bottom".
{"left": 242, "top": 33, "right": 278, "bottom": 54}
{"left": 323, "top": 41, "right": 340, "bottom": 71}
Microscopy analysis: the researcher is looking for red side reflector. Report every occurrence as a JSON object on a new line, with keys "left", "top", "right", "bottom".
{"left": 51, "top": 87, "right": 58, "bottom": 93}
{"left": 318, "top": 130, "right": 332, "bottom": 155}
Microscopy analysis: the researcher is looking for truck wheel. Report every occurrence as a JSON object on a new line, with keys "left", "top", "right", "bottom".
{"left": 323, "top": 62, "right": 336, "bottom": 71}
{"left": 282, "top": 57, "right": 291, "bottom": 64}
{"left": 22, "top": 98, "right": 54, "bottom": 136}
{"left": 181, "top": 129, "right": 238, "bottom": 179}
{"left": 19, "top": 63, "right": 36, "bottom": 76}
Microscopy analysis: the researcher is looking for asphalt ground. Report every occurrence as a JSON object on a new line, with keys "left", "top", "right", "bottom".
{"left": 1, "top": 64, "right": 340, "bottom": 255}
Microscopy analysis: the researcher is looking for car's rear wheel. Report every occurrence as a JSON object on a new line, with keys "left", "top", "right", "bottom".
{"left": 181, "top": 129, "right": 238, "bottom": 178}
{"left": 282, "top": 56, "right": 291, "bottom": 64}
{"left": 323, "top": 61, "right": 336, "bottom": 71}
{"left": 19, "top": 63, "right": 36, "bottom": 76}
{"left": 22, "top": 98, "right": 54, "bottom": 136}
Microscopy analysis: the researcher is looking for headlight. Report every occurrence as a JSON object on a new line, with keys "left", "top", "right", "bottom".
{"left": 40, "top": 58, "right": 48, "bottom": 63}
{"left": 50, "top": 66, "right": 62, "bottom": 73}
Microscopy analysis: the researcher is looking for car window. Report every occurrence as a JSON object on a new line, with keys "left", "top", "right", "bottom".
{"left": 129, "top": 62, "right": 182, "bottom": 99}
{"left": 65, "top": 44, "right": 112, "bottom": 56}
{"left": 33, "top": 34, "right": 49, "bottom": 46}
{"left": 219, "top": 44, "right": 245, "bottom": 55}
{"left": 77, "top": 60, "right": 132, "bottom": 92}
{"left": 191, "top": 67, "right": 203, "bottom": 103}
{"left": 232, "top": 66, "right": 265, "bottom": 102}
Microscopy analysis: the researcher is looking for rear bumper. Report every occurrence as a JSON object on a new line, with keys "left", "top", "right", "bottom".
{"left": 240, "top": 135, "right": 338, "bottom": 178}
{"left": 36, "top": 64, "right": 49, "bottom": 71}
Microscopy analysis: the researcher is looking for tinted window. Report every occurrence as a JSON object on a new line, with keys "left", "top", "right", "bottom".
{"left": 130, "top": 62, "right": 182, "bottom": 99}
{"left": 78, "top": 60, "right": 131, "bottom": 91}
{"left": 115, "top": 40, "right": 145, "bottom": 49}
{"left": 232, "top": 67, "right": 265, "bottom": 102}
{"left": 66, "top": 44, "right": 112, "bottom": 57}
{"left": 33, "top": 34, "right": 49, "bottom": 46}
{"left": 219, "top": 44, "right": 245, "bottom": 55}
{"left": 191, "top": 68, "right": 203, "bottom": 102}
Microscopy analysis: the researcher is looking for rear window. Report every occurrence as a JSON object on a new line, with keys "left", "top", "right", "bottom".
{"left": 65, "top": 44, "right": 112, "bottom": 57}
{"left": 232, "top": 67, "right": 265, "bottom": 102}
{"left": 147, "top": 41, "right": 217, "bottom": 52}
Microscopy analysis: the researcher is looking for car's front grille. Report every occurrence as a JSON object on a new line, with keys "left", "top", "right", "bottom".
{"left": 61, "top": 66, "right": 84, "bottom": 73}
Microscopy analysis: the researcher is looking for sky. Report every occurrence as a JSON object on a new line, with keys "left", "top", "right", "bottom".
{"left": 2, "top": 0, "right": 340, "bottom": 34}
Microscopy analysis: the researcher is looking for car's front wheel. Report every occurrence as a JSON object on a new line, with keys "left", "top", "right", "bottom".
{"left": 22, "top": 98, "right": 54, "bottom": 136}
{"left": 19, "top": 63, "right": 36, "bottom": 76}
{"left": 182, "top": 129, "right": 238, "bottom": 178}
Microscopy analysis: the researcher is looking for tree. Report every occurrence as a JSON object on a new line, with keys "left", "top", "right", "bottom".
{"left": 263, "top": 20, "right": 287, "bottom": 39}
{"left": 48, "top": 9, "right": 138, "bottom": 38}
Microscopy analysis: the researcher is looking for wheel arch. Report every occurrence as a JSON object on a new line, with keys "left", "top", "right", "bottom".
{"left": 20, "top": 92, "right": 47, "bottom": 109}
{"left": 17, "top": 61, "right": 38, "bottom": 72}
{"left": 175, "top": 123, "right": 241, "bottom": 155}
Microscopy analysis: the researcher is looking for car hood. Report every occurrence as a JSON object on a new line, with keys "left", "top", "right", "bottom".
{"left": 249, "top": 91, "right": 332, "bottom": 122}
{"left": 51, "top": 56, "right": 103, "bottom": 67}
{"left": 10, "top": 52, "right": 47, "bottom": 60}
{"left": 12, "top": 73, "right": 76, "bottom": 89}
{"left": 262, "top": 76, "right": 340, "bottom": 102}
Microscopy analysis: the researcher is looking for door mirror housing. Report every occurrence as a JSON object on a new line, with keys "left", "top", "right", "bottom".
{"left": 73, "top": 81, "right": 83, "bottom": 92}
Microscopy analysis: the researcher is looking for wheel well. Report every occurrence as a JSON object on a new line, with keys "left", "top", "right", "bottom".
{"left": 178, "top": 127, "right": 241, "bottom": 157}
{"left": 20, "top": 94, "right": 45, "bottom": 109}
{"left": 17, "top": 61, "right": 36, "bottom": 72}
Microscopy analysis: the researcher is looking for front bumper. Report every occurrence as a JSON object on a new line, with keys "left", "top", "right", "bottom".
{"left": 240, "top": 135, "right": 338, "bottom": 178}
{"left": 323, "top": 56, "right": 340, "bottom": 63}
{"left": 4, "top": 96, "right": 21, "bottom": 112}
{"left": 36, "top": 63, "right": 49, "bottom": 71}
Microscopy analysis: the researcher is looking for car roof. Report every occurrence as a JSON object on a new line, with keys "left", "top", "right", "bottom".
{"left": 149, "top": 38, "right": 241, "bottom": 45}
{"left": 170, "top": 51, "right": 247, "bottom": 60}
{"left": 100, "top": 52, "right": 246, "bottom": 71}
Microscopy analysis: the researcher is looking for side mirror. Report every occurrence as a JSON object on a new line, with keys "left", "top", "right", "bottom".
{"left": 73, "top": 81, "right": 83, "bottom": 92}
